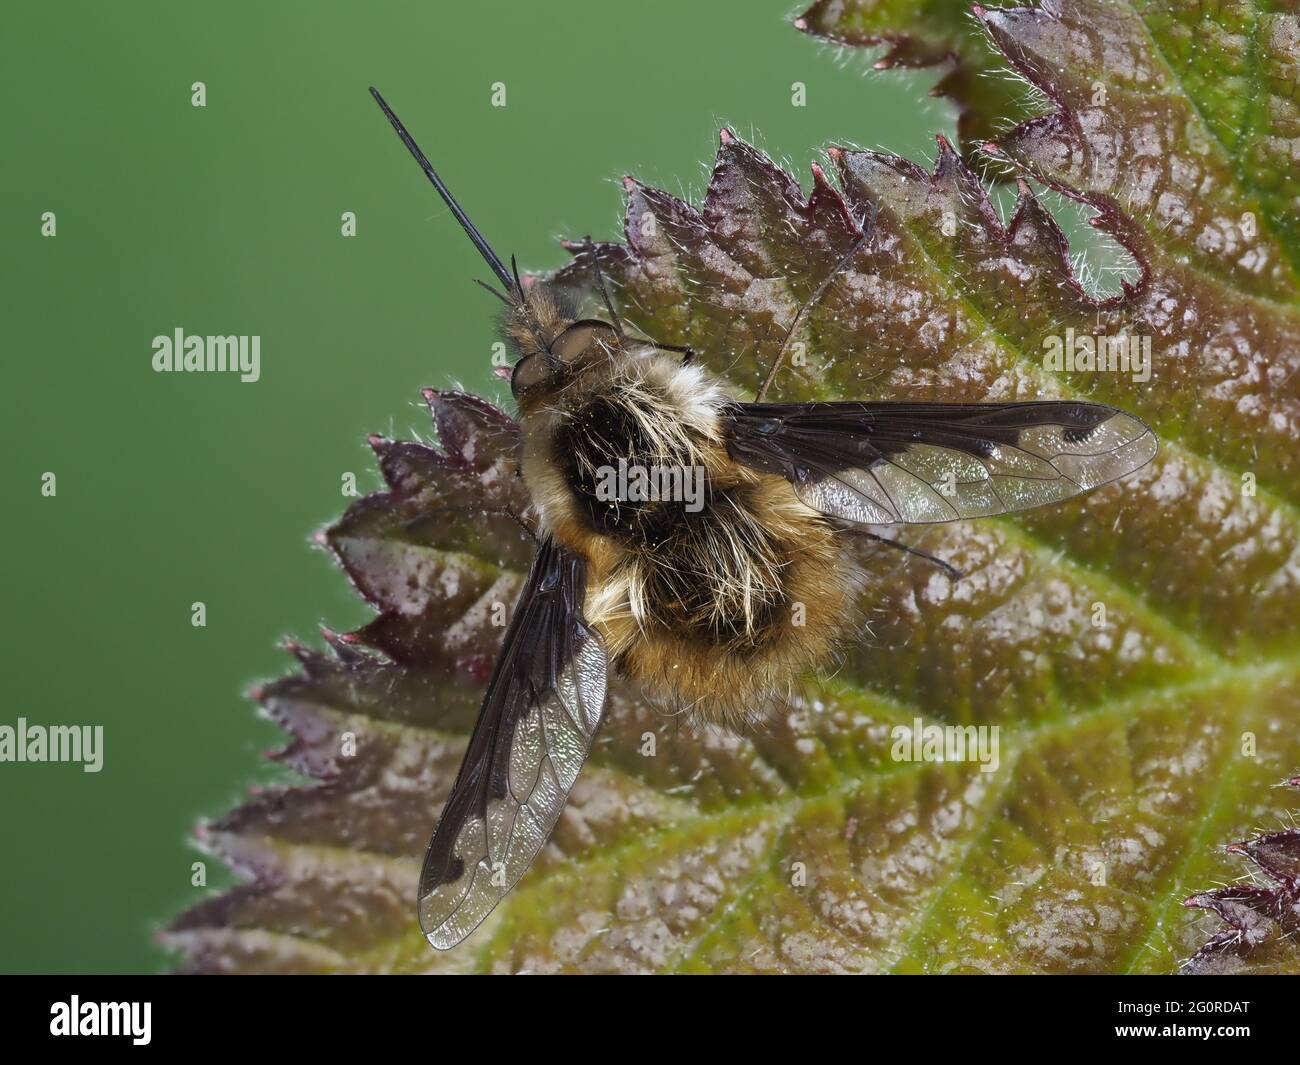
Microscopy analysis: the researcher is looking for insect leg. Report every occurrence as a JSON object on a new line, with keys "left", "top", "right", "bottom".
{"left": 754, "top": 201, "right": 878, "bottom": 402}
{"left": 580, "top": 237, "right": 694, "bottom": 363}
{"left": 581, "top": 236, "right": 626, "bottom": 337}
{"left": 645, "top": 339, "right": 696, "bottom": 365}
{"left": 841, "top": 526, "right": 962, "bottom": 579}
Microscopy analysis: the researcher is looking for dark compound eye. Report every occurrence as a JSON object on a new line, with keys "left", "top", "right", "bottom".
{"left": 549, "top": 319, "right": 618, "bottom": 364}
{"left": 510, "top": 352, "right": 558, "bottom": 398}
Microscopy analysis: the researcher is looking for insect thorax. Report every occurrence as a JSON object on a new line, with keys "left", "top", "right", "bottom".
{"left": 534, "top": 364, "right": 793, "bottom": 650}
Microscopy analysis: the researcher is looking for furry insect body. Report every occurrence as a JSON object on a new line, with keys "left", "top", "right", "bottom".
{"left": 514, "top": 322, "right": 852, "bottom": 724}
{"left": 366, "top": 85, "right": 837, "bottom": 719}
{"left": 369, "top": 87, "right": 1158, "bottom": 950}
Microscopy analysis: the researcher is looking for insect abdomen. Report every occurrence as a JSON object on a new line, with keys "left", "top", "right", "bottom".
{"left": 637, "top": 481, "right": 788, "bottom": 650}
{"left": 616, "top": 473, "right": 852, "bottom": 722}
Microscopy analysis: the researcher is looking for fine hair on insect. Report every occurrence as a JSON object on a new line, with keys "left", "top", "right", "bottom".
{"left": 368, "top": 86, "right": 1159, "bottom": 950}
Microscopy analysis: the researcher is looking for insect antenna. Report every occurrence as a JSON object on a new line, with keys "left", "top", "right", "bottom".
{"left": 474, "top": 279, "right": 514, "bottom": 307}
{"left": 369, "top": 86, "right": 516, "bottom": 294}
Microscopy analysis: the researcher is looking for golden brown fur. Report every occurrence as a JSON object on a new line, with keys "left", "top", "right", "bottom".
{"left": 503, "top": 284, "right": 571, "bottom": 358}
{"left": 507, "top": 291, "right": 854, "bottom": 726}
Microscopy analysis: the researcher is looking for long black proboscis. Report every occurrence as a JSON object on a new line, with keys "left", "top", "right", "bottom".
{"left": 369, "top": 86, "right": 515, "bottom": 291}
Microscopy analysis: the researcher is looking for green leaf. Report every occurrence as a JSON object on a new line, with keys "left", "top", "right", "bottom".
{"left": 981, "top": 0, "right": 1300, "bottom": 297}
{"left": 794, "top": 0, "right": 1039, "bottom": 160}
{"left": 167, "top": 1, "right": 1300, "bottom": 973}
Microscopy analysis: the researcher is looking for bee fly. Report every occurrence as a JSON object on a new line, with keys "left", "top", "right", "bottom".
{"left": 369, "top": 87, "right": 1158, "bottom": 949}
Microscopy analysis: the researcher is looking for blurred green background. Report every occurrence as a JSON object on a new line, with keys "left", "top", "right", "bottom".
{"left": 1, "top": 0, "right": 953, "bottom": 972}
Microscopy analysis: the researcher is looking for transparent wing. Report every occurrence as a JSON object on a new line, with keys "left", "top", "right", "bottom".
{"left": 417, "top": 537, "right": 608, "bottom": 950}
{"left": 724, "top": 400, "right": 1157, "bottom": 525}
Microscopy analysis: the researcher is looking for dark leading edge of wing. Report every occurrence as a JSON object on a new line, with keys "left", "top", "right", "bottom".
{"left": 418, "top": 537, "right": 608, "bottom": 950}
{"left": 723, "top": 400, "right": 1157, "bottom": 525}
